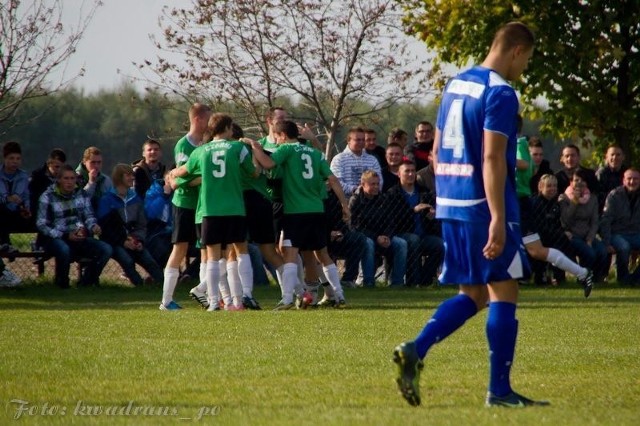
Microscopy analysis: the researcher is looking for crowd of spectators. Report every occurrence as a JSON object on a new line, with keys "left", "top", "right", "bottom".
{"left": 1, "top": 113, "right": 639, "bottom": 291}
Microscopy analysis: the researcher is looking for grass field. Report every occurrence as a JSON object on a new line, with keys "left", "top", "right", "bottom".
{"left": 1, "top": 281, "right": 639, "bottom": 425}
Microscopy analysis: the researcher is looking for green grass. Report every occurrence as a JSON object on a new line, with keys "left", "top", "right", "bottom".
{"left": 1, "top": 282, "right": 639, "bottom": 425}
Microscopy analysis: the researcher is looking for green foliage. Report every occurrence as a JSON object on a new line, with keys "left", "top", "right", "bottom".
{"left": 1, "top": 285, "right": 639, "bottom": 424}
{"left": 399, "top": 0, "right": 640, "bottom": 164}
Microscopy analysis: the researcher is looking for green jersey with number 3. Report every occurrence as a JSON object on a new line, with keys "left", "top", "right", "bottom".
{"left": 270, "top": 142, "right": 331, "bottom": 214}
{"left": 185, "top": 139, "right": 255, "bottom": 220}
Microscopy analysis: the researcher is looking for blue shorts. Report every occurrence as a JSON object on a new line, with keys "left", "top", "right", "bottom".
{"left": 439, "top": 219, "right": 530, "bottom": 285}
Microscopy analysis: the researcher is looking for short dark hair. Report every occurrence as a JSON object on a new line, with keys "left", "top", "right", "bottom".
{"left": 563, "top": 143, "right": 580, "bottom": 156}
{"left": 399, "top": 159, "right": 415, "bottom": 168}
{"left": 208, "top": 113, "right": 233, "bottom": 137}
{"left": 492, "top": 22, "right": 535, "bottom": 53}
{"left": 231, "top": 123, "right": 244, "bottom": 139}
{"left": 142, "top": 139, "right": 161, "bottom": 150}
{"left": 273, "top": 120, "right": 299, "bottom": 139}
{"left": 2, "top": 141, "right": 21, "bottom": 158}
{"left": 48, "top": 148, "right": 66, "bottom": 163}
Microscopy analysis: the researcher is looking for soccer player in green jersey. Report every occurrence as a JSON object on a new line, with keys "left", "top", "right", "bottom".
{"left": 160, "top": 103, "right": 211, "bottom": 311}
{"left": 171, "top": 113, "right": 257, "bottom": 312}
{"left": 250, "top": 120, "right": 350, "bottom": 309}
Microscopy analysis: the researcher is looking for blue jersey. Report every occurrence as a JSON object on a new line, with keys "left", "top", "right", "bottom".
{"left": 435, "top": 66, "right": 520, "bottom": 223}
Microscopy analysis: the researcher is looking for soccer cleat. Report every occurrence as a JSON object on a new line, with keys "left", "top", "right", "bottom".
{"left": 224, "top": 304, "right": 245, "bottom": 311}
{"left": 485, "top": 391, "right": 550, "bottom": 408}
{"left": 206, "top": 303, "right": 221, "bottom": 312}
{"left": 189, "top": 286, "right": 210, "bottom": 309}
{"left": 273, "top": 300, "right": 295, "bottom": 311}
{"left": 0, "top": 268, "right": 22, "bottom": 287}
{"left": 579, "top": 270, "right": 594, "bottom": 298}
{"left": 242, "top": 295, "right": 262, "bottom": 310}
{"left": 393, "top": 341, "right": 424, "bottom": 407}
{"left": 159, "top": 301, "right": 183, "bottom": 311}
{"left": 316, "top": 295, "right": 336, "bottom": 308}
{"left": 335, "top": 299, "right": 347, "bottom": 309}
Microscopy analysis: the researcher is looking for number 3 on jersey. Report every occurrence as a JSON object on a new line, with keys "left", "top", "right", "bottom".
{"left": 442, "top": 99, "right": 465, "bottom": 159}
{"left": 301, "top": 153, "right": 313, "bottom": 179}
{"left": 211, "top": 151, "right": 226, "bottom": 177}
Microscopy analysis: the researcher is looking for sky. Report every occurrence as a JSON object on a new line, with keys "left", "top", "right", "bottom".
{"left": 56, "top": 0, "right": 182, "bottom": 93}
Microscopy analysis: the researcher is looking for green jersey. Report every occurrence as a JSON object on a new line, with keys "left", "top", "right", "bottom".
{"left": 271, "top": 142, "right": 331, "bottom": 214}
{"left": 258, "top": 135, "right": 283, "bottom": 201}
{"left": 172, "top": 135, "right": 200, "bottom": 209}
{"left": 515, "top": 136, "right": 533, "bottom": 197}
{"left": 185, "top": 139, "right": 255, "bottom": 219}
{"left": 241, "top": 149, "right": 271, "bottom": 200}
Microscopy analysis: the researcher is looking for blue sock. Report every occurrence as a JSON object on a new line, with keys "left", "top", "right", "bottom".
{"left": 486, "top": 301, "right": 518, "bottom": 397}
{"left": 414, "top": 294, "right": 478, "bottom": 359}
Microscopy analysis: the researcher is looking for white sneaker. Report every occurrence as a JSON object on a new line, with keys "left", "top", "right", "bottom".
{"left": 0, "top": 268, "right": 22, "bottom": 287}
{"left": 189, "top": 286, "right": 210, "bottom": 309}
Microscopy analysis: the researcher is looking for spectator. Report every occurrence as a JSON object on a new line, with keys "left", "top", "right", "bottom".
{"left": 405, "top": 121, "right": 434, "bottom": 171}
{"left": 554, "top": 144, "right": 598, "bottom": 195}
{"left": 76, "top": 146, "right": 113, "bottom": 210}
{"left": 0, "top": 141, "right": 33, "bottom": 248}
{"left": 600, "top": 167, "right": 640, "bottom": 284}
{"left": 528, "top": 137, "right": 553, "bottom": 195}
{"left": 416, "top": 147, "right": 435, "bottom": 193}
{"left": 381, "top": 142, "right": 402, "bottom": 193}
{"left": 364, "top": 128, "right": 387, "bottom": 169}
{"left": 596, "top": 145, "right": 627, "bottom": 212}
{"left": 558, "top": 169, "right": 609, "bottom": 282}
{"left": 97, "top": 164, "right": 163, "bottom": 286}
{"left": 0, "top": 258, "right": 21, "bottom": 287}
{"left": 36, "top": 165, "right": 112, "bottom": 288}
{"left": 387, "top": 127, "right": 409, "bottom": 150}
{"left": 143, "top": 172, "right": 174, "bottom": 269}
{"left": 349, "top": 170, "right": 407, "bottom": 287}
{"left": 132, "top": 139, "right": 167, "bottom": 200}
{"left": 330, "top": 127, "right": 383, "bottom": 197}
{"left": 29, "top": 148, "right": 66, "bottom": 216}
{"left": 385, "top": 160, "right": 444, "bottom": 286}
{"left": 325, "top": 185, "right": 367, "bottom": 288}
{"left": 530, "top": 174, "right": 574, "bottom": 285}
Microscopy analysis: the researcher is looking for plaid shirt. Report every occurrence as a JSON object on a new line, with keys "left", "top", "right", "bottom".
{"left": 36, "top": 185, "right": 98, "bottom": 239}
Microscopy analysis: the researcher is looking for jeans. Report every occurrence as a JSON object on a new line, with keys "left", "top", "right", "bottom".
{"left": 111, "top": 245, "right": 163, "bottom": 286}
{"left": 398, "top": 232, "right": 444, "bottom": 286}
{"left": 569, "top": 236, "right": 608, "bottom": 279}
{"left": 328, "top": 230, "right": 367, "bottom": 282}
{"left": 361, "top": 236, "right": 408, "bottom": 286}
{"left": 41, "top": 236, "right": 112, "bottom": 288}
{"left": 145, "top": 230, "right": 172, "bottom": 269}
{"left": 610, "top": 233, "right": 640, "bottom": 281}
{"left": 249, "top": 243, "right": 270, "bottom": 286}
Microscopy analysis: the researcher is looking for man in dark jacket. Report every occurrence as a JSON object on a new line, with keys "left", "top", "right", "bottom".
{"left": 349, "top": 170, "right": 407, "bottom": 286}
{"left": 384, "top": 160, "right": 443, "bottom": 286}
{"left": 132, "top": 139, "right": 167, "bottom": 199}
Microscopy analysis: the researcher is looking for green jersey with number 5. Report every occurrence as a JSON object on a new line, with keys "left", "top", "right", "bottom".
{"left": 270, "top": 142, "right": 331, "bottom": 214}
{"left": 185, "top": 139, "right": 255, "bottom": 220}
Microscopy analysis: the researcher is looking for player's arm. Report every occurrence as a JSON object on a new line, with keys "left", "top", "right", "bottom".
{"left": 245, "top": 138, "right": 276, "bottom": 170}
{"left": 482, "top": 130, "right": 508, "bottom": 260}
{"left": 328, "top": 174, "right": 351, "bottom": 224}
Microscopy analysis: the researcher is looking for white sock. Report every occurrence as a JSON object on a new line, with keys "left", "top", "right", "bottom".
{"left": 161, "top": 267, "right": 180, "bottom": 306}
{"left": 227, "top": 261, "right": 243, "bottom": 307}
{"left": 282, "top": 262, "right": 297, "bottom": 304}
{"left": 238, "top": 253, "right": 254, "bottom": 298}
{"left": 218, "top": 259, "right": 232, "bottom": 306}
{"left": 195, "top": 262, "right": 207, "bottom": 292}
{"left": 205, "top": 260, "right": 220, "bottom": 305}
{"left": 546, "top": 248, "right": 588, "bottom": 279}
{"left": 322, "top": 263, "right": 344, "bottom": 300}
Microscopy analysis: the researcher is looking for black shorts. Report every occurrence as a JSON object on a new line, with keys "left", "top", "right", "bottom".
{"left": 171, "top": 206, "right": 197, "bottom": 244}
{"left": 281, "top": 213, "right": 327, "bottom": 251}
{"left": 244, "top": 190, "right": 276, "bottom": 244}
{"left": 201, "top": 216, "right": 247, "bottom": 246}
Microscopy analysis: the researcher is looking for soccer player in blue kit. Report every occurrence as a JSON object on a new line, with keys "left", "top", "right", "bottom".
{"left": 393, "top": 22, "right": 550, "bottom": 408}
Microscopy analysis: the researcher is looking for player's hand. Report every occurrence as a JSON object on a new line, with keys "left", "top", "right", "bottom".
{"left": 88, "top": 168, "right": 99, "bottom": 183}
{"left": 341, "top": 205, "right": 351, "bottom": 224}
{"left": 483, "top": 219, "right": 505, "bottom": 260}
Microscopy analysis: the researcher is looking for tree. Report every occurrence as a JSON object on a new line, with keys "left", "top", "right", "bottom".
{"left": 0, "top": 0, "right": 100, "bottom": 134}
{"left": 138, "top": 0, "right": 433, "bottom": 158}
{"left": 400, "top": 0, "right": 640, "bottom": 163}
